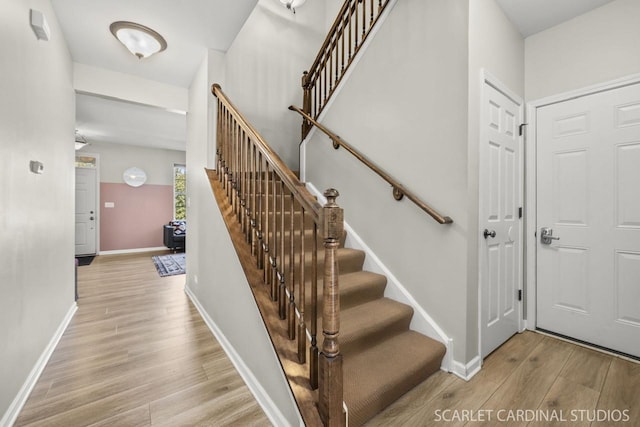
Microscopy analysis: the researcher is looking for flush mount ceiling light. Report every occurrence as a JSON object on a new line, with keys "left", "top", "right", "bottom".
{"left": 280, "top": 0, "right": 306, "bottom": 13}
{"left": 109, "top": 21, "right": 167, "bottom": 59}
{"left": 75, "top": 130, "right": 88, "bottom": 150}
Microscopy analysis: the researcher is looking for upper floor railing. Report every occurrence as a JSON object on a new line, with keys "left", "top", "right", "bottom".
{"left": 301, "top": 0, "right": 392, "bottom": 137}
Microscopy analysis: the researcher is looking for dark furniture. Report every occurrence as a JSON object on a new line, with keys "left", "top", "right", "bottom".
{"left": 163, "top": 220, "right": 186, "bottom": 251}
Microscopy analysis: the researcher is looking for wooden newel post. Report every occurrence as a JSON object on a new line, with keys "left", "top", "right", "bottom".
{"left": 302, "top": 71, "right": 312, "bottom": 138}
{"left": 318, "top": 189, "right": 345, "bottom": 427}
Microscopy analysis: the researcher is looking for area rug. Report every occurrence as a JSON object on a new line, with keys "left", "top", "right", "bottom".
{"left": 152, "top": 253, "right": 186, "bottom": 277}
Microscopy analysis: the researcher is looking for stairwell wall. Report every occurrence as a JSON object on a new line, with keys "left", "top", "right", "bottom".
{"left": 304, "top": 0, "right": 472, "bottom": 363}
{"left": 186, "top": 51, "right": 302, "bottom": 426}
{"left": 186, "top": 2, "right": 351, "bottom": 421}
{"left": 222, "top": 0, "right": 326, "bottom": 168}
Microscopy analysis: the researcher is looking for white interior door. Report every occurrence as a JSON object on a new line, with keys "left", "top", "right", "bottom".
{"left": 537, "top": 83, "right": 640, "bottom": 358}
{"left": 75, "top": 167, "right": 97, "bottom": 255}
{"left": 480, "top": 79, "right": 523, "bottom": 358}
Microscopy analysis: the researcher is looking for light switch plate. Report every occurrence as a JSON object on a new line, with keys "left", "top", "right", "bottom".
{"left": 29, "top": 160, "right": 44, "bottom": 174}
{"left": 104, "top": 202, "right": 115, "bottom": 208}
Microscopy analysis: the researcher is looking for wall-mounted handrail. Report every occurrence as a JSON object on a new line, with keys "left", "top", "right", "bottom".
{"left": 289, "top": 105, "right": 453, "bottom": 225}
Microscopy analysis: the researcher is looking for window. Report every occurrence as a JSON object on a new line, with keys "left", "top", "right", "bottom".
{"left": 75, "top": 155, "right": 97, "bottom": 168}
{"left": 174, "top": 164, "right": 186, "bottom": 220}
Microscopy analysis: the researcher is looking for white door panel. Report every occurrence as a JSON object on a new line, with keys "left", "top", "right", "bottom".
{"left": 480, "top": 81, "right": 523, "bottom": 358}
{"left": 537, "top": 83, "right": 640, "bottom": 358}
{"left": 75, "top": 167, "right": 97, "bottom": 255}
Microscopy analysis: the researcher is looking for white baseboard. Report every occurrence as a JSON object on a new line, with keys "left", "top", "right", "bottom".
{"left": 305, "top": 182, "right": 454, "bottom": 373}
{"left": 183, "top": 286, "right": 300, "bottom": 427}
{"left": 98, "top": 246, "right": 168, "bottom": 255}
{"left": 1, "top": 303, "right": 77, "bottom": 427}
{"left": 451, "top": 355, "right": 481, "bottom": 381}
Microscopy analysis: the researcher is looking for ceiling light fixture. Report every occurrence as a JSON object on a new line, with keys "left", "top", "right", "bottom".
{"left": 109, "top": 21, "right": 167, "bottom": 59}
{"left": 280, "top": 0, "right": 306, "bottom": 13}
{"left": 75, "top": 130, "right": 88, "bottom": 150}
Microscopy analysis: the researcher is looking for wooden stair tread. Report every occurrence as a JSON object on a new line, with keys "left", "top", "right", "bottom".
{"left": 343, "top": 331, "right": 446, "bottom": 427}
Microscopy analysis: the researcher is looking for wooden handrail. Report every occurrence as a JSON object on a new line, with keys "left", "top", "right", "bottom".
{"left": 306, "top": 0, "right": 353, "bottom": 81}
{"left": 289, "top": 105, "right": 454, "bottom": 225}
{"left": 212, "top": 84, "right": 345, "bottom": 426}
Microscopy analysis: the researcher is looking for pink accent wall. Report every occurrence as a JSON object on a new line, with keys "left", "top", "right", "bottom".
{"left": 100, "top": 183, "right": 174, "bottom": 251}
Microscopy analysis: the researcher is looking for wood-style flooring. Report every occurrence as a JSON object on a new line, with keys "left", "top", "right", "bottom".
{"left": 367, "top": 331, "right": 640, "bottom": 426}
{"left": 14, "top": 251, "right": 270, "bottom": 427}
{"left": 14, "top": 251, "right": 640, "bottom": 426}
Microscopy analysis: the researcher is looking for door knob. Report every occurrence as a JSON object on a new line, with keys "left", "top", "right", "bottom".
{"left": 90, "top": 216, "right": 94, "bottom": 221}
{"left": 483, "top": 229, "right": 496, "bottom": 239}
{"left": 540, "top": 227, "right": 559, "bottom": 245}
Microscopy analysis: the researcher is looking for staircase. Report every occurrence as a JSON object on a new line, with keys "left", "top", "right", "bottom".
{"left": 209, "top": 84, "right": 446, "bottom": 426}
{"left": 205, "top": 1, "right": 455, "bottom": 425}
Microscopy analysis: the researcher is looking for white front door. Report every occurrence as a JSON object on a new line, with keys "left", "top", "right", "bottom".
{"left": 480, "top": 78, "right": 523, "bottom": 358}
{"left": 75, "top": 167, "right": 97, "bottom": 255}
{"left": 537, "top": 83, "right": 640, "bottom": 358}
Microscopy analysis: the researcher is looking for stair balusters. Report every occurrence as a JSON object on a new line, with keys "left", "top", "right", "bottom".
{"left": 301, "top": 0, "right": 391, "bottom": 137}
{"left": 212, "top": 83, "right": 344, "bottom": 427}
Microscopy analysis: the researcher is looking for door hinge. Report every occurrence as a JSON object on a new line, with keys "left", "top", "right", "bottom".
{"left": 519, "top": 123, "right": 528, "bottom": 136}
{"left": 518, "top": 207, "right": 523, "bottom": 219}
{"left": 518, "top": 290, "right": 523, "bottom": 301}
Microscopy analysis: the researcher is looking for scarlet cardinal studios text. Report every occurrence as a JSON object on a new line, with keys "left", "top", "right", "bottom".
{"left": 433, "top": 409, "right": 630, "bottom": 423}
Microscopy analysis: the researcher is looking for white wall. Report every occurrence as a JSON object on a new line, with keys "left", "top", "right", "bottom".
{"left": 223, "top": 0, "right": 326, "bottom": 168}
{"left": 0, "top": 0, "right": 75, "bottom": 421}
{"left": 525, "top": 0, "right": 640, "bottom": 101}
{"left": 207, "top": 50, "right": 226, "bottom": 167}
{"left": 324, "top": 0, "right": 345, "bottom": 31}
{"left": 304, "top": 0, "right": 472, "bottom": 363}
{"left": 467, "top": 0, "right": 524, "bottom": 361}
{"left": 185, "top": 52, "right": 301, "bottom": 426}
{"left": 74, "top": 63, "right": 188, "bottom": 113}
{"left": 81, "top": 142, "right": 185, "bottom": 185}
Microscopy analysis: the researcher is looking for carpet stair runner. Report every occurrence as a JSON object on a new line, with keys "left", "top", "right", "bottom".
{"left": 233, "top": 183, "right": 447, "bottom": 426}
{"left": 308, "top": 234, "right": 446, "bottom": 426}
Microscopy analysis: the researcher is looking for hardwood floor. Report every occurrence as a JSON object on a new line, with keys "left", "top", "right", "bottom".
{"left": 367, "top": 332, "right": 640, "bottom": 426}
{"left": 14, "top": 251, "right": 270, "bottom": 427}
{"left": 14, "top": 250, "right": 639, "bottom": 426}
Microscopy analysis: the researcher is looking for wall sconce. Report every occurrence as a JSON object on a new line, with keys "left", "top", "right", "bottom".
{"left": 110, "top": 21, "right": 167, "bottom": 59}
{"left": 280, "top": 0, "right": 307, "bottom": 13}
